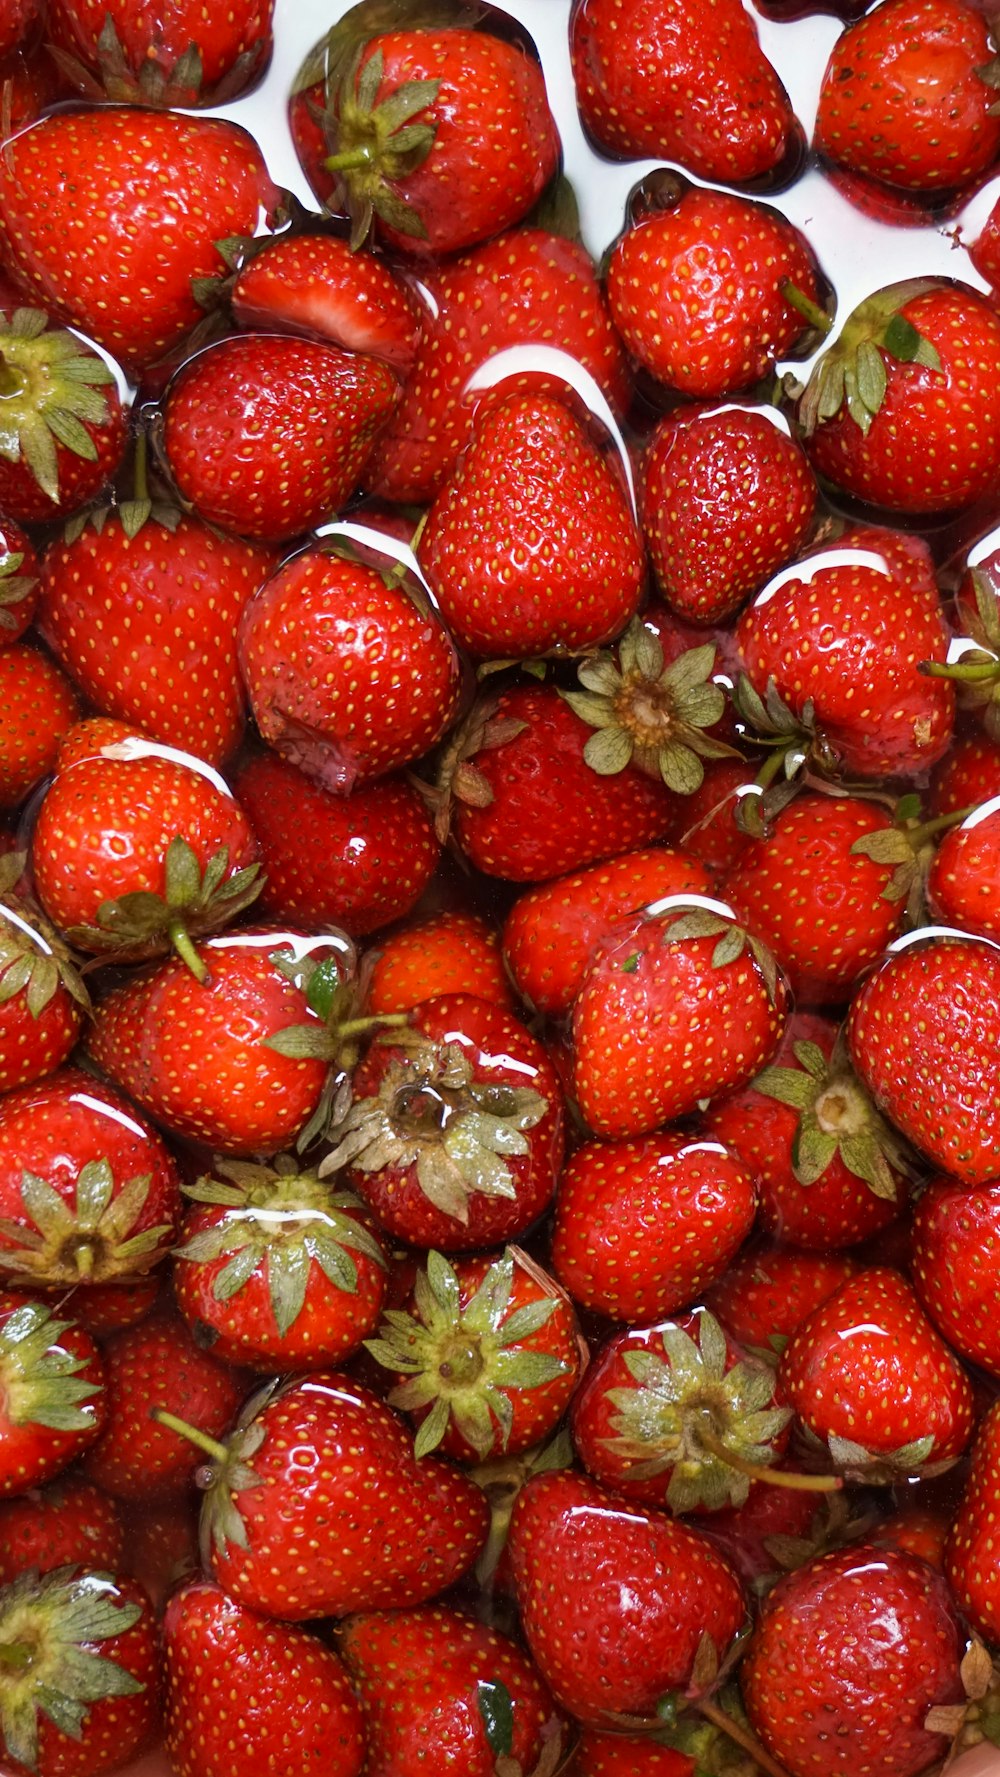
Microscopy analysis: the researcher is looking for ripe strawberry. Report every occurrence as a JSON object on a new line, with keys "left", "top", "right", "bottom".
{"left": 38, "top": 513, "right": 274, "bottom": 767}
{"left": 911, "top": 1174, "right": 1000, "bottom": 1378}
{"left": 550, "top": 1131, "right": 757, "bottom": 1323}
{"left": 365, "top": 227, "right": 630, "bottom": 504}
{"left": 926, "top": 797, "right": 1000, "bottom": 941}
{"left": 571, "top": 900, "right": 787, "bottom": 1139}
{"left": 238, "top": 541, "right": 460, "bottom": 795}
{"left": 639, "top": 402, "right": 817, "bottom": 625}
{"left": 0, "top": 1566, "right": 160, "bottom": 1775}
{"left": 734, "top": 524, "right": 954, "bottom": 779}
{"left": 945, "top": 1399, "right": 1000, "bottom": 1640}
{"left": 82, "top": 1307, "right": 244, "bottom": 1500}
{"left": 0, "top": 1064, "right": 181, "bottom": 1291}
{"left": 779, "top": 1266, "right": 974, "bottom": 1479}
{"left": 289, "top": 16, "right": 559, "bottom": 257}
{"left": 703, "top": 1243, "right": 859, "bottom": 1353}
{"left": 0, "top": 107, "right": 282, "bottom": 373}
{"left": 0, "top": 0, "right": 41, "bottom": 58}
{"left": 0, "top": 858, "right": 90, "bottom": 1094}
{"left": 507, "top": 1468, "right": 745, "bottom": 1725}
{"left": 814, "top": 0, "right": 1000, "bottom": 193}
{"left": 229, "top": 230, "right": 422, "bottom": 370}
{"left": 122, "top": 1494, "right": 199, "bottom": 1613}
{"left": 799, "top": 281, "right": 1000, "bottom": 513}
{"left": 337, "top": 1603, "right": 564, "bottom": 1777}
{"left": 164, "top": 1577, "right": 365, "bottom": 1777}
{"left": 0, "top": 308, "right": 126, "bottom": 523}
{"left": 741, "top": 1543, "right": 963, "bottom": 1777}
{"left": 606, "top": 182, "right": 822, "bottom": 398}
{"left": 0, "top": 642, "right": 79, "bottom": 808}
{"left": 0, "top": 1291, "right": 106, "bottom": 1496}
{"left": 418, "top": 390, "right": 643, "bottom": 660}
{"left": 367, "top": 910, "right": 513, "bottom": 1014}
{"left": 232, "top": 749, "right": 440, "bottom": 937}
{"left": 574, "top": 1730, "right": 695, "bottom": 1775}
{"left": 674, "top": 757, "right": 756, "bottom": 876}
{"left": 929, "top": 731, "right": 1000, "bottom": 817}
{"left": 173, "top": 1154, "right": 388, "bottom": 1371}
{"left": 60, "top": 1275, "right": 161, "bottom": 1340}
{"left": 162, "top": 332, "right": 399, "bottom": 543}
{"left": 0, "top": 516, "right": 39, "bottom": 649}
{"left": 0, "top": 1474, "right": 123, "bottom": 1586}
{"left": 48, "top": 0, "right": 273, "bottom": 106}
{"left": 848, "top": 933, "right": 1000, "bottom": 1184}
{"left": 875, "top": 1503, "right": 951, "bottom": 1571}
{"left": 179, "top": 1370, "right": 488, "bottom": 1619}
{"left": 321, "top": 993, "right": 565, "bottom": 1251}
{"left": 571, "top": 0, "right": 800, "bottom": 184}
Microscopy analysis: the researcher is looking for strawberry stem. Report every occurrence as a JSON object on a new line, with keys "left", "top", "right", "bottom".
{"left": 780, "top": 279, "right": 833, "bottom": 336}
{"left": 325, "top": 145, "right": 377, "bottom": 172}
{"left": 151, "top": 1409, "right": 229, "bottom": 1466}
{"left": 920, "top": 659, "right": 1000, "bottom": 683}
{"left": 168, "top": 917, "right": 208, "bottom": 984}
{"left": 697, "top": 1425, "right": 842, "bottom": 1493}
{"left": 695, "top": 1697, "right": 796, "bottom": 1777}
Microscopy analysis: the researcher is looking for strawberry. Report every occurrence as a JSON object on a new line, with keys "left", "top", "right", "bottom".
{"left": 929, "top": 731, "right": 1000, "bottom": 817}
{"left": 550, "top": 1131, "right": 757, "bottom": 1324}
{"left": 570, "top": 0, "right": 800, "bottom": 184}
{"left": 48, "top": 0, "right": 273, "bottom": 106}
{"left": 161, "top": 332, "right": 399, "bottom": 543}
{"left": 237, "top": 540, "right": 460, "bottom": 795}
{"left": 232, "top": 749, "right": 440, "bottom": 937}
{"left": 228, "top": 230, "right": 422, "bottom": 370}
{"left": 926, "top": 798, "right": 1000, "bottom": 941}
{"left": 702, "top": 1243, "right": 859, "bottom": 1353}
{"left": 31, "top": 723, "right": 262, "bottom": 973}
{"left": 367, "top": 910, "right": 513, "bottom": 1014}
{"left": 875, "top": 1503, "right": 951, "bottom": 1571}
{"left": 606, "top": 181, "right": 822, "bottom": 399}
{"left": 122, "top": 1495, "right": 199, "bottom": 1613}
{"left": 574, "top": 1730, "right": 695, "bottom": 1775}
{"left": 0, "top": 1474, "right": 123, "bottom": 1586}
{"left": 0, "top": 1566, "right": 160, "bottom": 1776}
{"left": 0, "top": 641, "right": 79, "bottom": 809}
{"left": 364, "top": 227, "right": 630, "bottom": 505}
{"left": 320, "top": 993, "right": 565, "bottom": 1251}
{"left": 337, "top": 1603, "right": 564, "bottom": 1777}
{"left": 734, "top": 524, "right": 954, "bottom": 780}
{"left": 172, "top": 1153, "right": 388, "bottom": 1371}
{"left": 848, "top": 932, "right": 1000, "bottom": 1184}
{"left": 911, "top": 1174, "right": 1000, "bottom": 1379}
{"left": 639, "top": 402, "right": 817, "bottom": 626}
{"left": 418, "top": 390, "right": 643, "bottom": 660}
{"left": 289, "top": 11, "right": 559, "bottom": 256}
{"left": 507, "top": 1468, "right": 745, "bottom": 1725}
{"left": 0, "top": 516, "right": 39, "bottom": 649}
{"left": 0, "top": 107, "right": 282, "bottom": 373}
{"left": 814, "top": 0, "right": 1000, "bottom": 194}
{"left": 81, "top": 1306, "right": 244, "bottom": 1501}
{"left": 0, "top": 308, "right": 126, "bottom": 523}
{"left": 779, "top": 1266, "right": 975, "bottom": 1480}
{"left": 0, "top": 857, "right": 90, "bottom": 1095}
{"left": 60, "top": 1275, "right": 161, "bottom": 1340}
{"left": 503, "top": 845, "right": 713, "bottom": 1018}
{"left": 799, "top": 280, "right": 1000, "bottom": 513}
{"left": 365, "top": 1246, "right": 581, "bottom": 1463}
{"left": 163, "top": 1577, "right": 365, "bottom": 1777}
{"left": 0, "top": 1291, "right": 106, "bottom": 1495}
{"left": 0, "top": 0, "right": 41, "bottom": 58}
{"left": 172, "top": 1370, "right": 488, "bottom": 1619}
{"left": 741, "top": 1542, "right": 964, "bottom": 1777}
{"left": 571, "top": 900, "right": 787, "bottom": 1140}
{"left": 674, "top": 757, "right": 756, "bottom": 876}
{"left": 945, "top": 1399, "right": 1000, "bottom": 1640}
{"left": 0, "top": 1064, "right": 181, "bottom": 1292}
{"left": 38, "top": 513, "right": 274, "bottom": 767}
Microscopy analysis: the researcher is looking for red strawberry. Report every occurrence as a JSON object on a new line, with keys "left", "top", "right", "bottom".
{"left": 0, "top": 0, "right": 41, "bottom": 58}
{"left": 814, "top": 0, "right": 1000, "bottom": 193}
{"left": 289, "top": 17, "right": 559, "bottom": 257}
{"left": 0, "top": 107, "right": 282, "bottom": 372}
{"left": 82, "top": 1306, "right": 244, "bottom": 1500}
{"left": 570, "top": 0, "right": 800, "bottom": 184}
{"left": 606, "top": 182, "right": 822, "bottom": 398}
{"left": 48, "top": 0, "right": 273, "bottom": 106}
{"left": 238, "top": 541, "right": 460, "bottom": 795}
{"left": 945, "top": 1399, "right": 1000, "bottom": 1640}
{"left": 38, "top": 513, "right": 274, "bottom": 767}
{"left": 164, "top": 1577, "right": 365, "bottom": 1777}
{"left": 507, "top": 1468, "right": 745, "bottom": 1725}
{"left": 550, "top": 1131, "right": 757, "bottom": 1324}
{"left": 365, "top": 227, "right": 630, "bottom": 504}
{"left": 674, "top": 757, "right": 756, "bottom": 876}
{"left": 0, "top": 1566, "right": 160, "bottom": 1776}
{"left": 0, "top": 1291, "right": 106, "bottom": 1495}
{"left": 571, "top": 900, "right": 787, "bottom": 1140}
{"left": 779, "top": 1266, "right": 975, "bottom": 1479}
{"left": 232, "top": 749, "right": 440, "bottom": 937}
{"left": 741, "top": 1543, "right": 964, "bottom": 1777}
{"left": 639, "top": 402, "right": 817, "bottom": 625}
{"left": 122, "top": 1495, "right": 199, "bottom": 1613}
{"left": 367, "top": 910, "right": 513, "bottom": 1015}
{"left": 0, "top": 515, "right": 39, "bottom": 649}
{"left": 418, "top": 390, "right": 643, "bottom": 660}
{"left": 0, "top": 309, "right": 126, "bottom": 523}
{"left": 911, "top": 1174, "right": 1000, "bottom": 1379}
{"left": 337, "top": 1602, "right": 564, "bottom": 1777}
{"left": 929, "top": 731, "right": 1000, "bottom": 817}
{"left": 0, "top": 642, "right": 79, "bottom": 808}
{"left": 0, "top": 1064, "right": 182, "bottom": 1291}
{"left": 0, "top": 862, "right": 90, "bottom": 1095}
{"left": 874, "top": 1503, "right": 951, "bottom": 1571}
{"left": 60, "top": 1274, "right": 161, "bottom": 1340}
{"left": 172, "top": 1154, "right": 388, "bottom": 1371}
{"left": 703, "top": 1243, "right": 859, "bottom": 1353}
{"left": 0, "top": 1475, "right": 123, "bottom": 1586}
{"left": 229, "top": 230, "right": 422, "bottom": 370}
{"left": 926, "top": 797, "right": 1000, "bottom": 941}
{"left": 162, "top": 333, "right": 399, "bottom": 543}
{"left": 574, "top": 1730, "right": 694, "bottom": 1775}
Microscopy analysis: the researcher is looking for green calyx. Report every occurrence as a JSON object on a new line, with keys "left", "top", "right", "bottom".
{"left": 365, "top": 1248, "right": 567, "bottom": 1459}
{"left": 0, "top": 856, "right": 90, "bottom": 1020}
{"left": 0, "top": 1299, "right": 101, "bottom": 1433}
{"left": 561, "top": 621, "right": 738, "bottom": 797}
{"left": 477, "top": 1677, "right": 567, "bottom": 1777}
{"left": 324, "top": 44, "right": 442, "bottom": 248}
{"left": 599, "top": 1311, "right": 792, "bottom": 1513}
{"left": 152, "top": 1381, "right": 277, "bottom": 1566}
{"left": 0, "top": 548, "right": 36, "bottom": 635}
{"left": 797, "top": 278, "right": 943, "bottom": 439}
{"left": 174, "top": 1155, "right": 386, "bottom": 1336}
{"left": 920, "top": 570, "right": 1000, "bottom": 738}
{"left": 0, "top": 1566, "right": 144, "bottom": 1771}
{"left": 824, "top": 1430, "right": 937, "bottom": 1484}
{"left": 752, "top": 1028, "right": 912, "bottom": 1201}
{"left": 0, "top": 310, "right": 116, "bottom": 505}
{"left": 925, "top": 1637, "right": 1000, "bottom": 1759}
{"left": 659, "top": 907, "right": 781, "bottom": 1006}
{"left": 319, "top": 1035, "right": 547, "bottom": 1225}
{"left": 65, "top": 838, "right": 264, "bottom": 981}
{"left": 0, "top": 1160, "right": 168, "bottom": 1289}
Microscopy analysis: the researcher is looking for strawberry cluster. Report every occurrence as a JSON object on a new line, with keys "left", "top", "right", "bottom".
{"left": 4, "top": 0, "right": 1000, "bottom": 1774}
